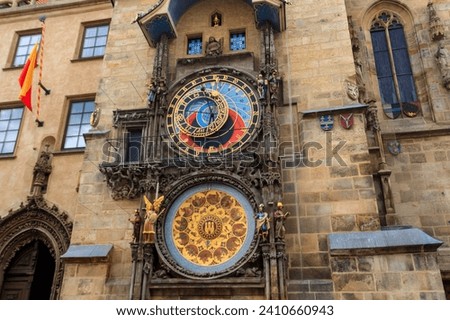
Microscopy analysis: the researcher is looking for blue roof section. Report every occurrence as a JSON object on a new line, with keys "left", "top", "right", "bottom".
{"left": 144, "top": 14, "right": 175, "bottom": 45}
{"left": 140, "top": 0, "right": 283, "bottom": 47}
{"left": 61, "top": 244, "right": 113, "bottom": 260}
{"left": 254, "top": 2, "right": 281, "bottom": 31}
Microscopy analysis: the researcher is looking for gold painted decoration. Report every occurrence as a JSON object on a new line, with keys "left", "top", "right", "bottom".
{"left": 172, "top": 189, "right": 248, "bottom": 266}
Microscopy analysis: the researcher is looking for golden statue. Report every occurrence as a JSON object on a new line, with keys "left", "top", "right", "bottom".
{"left": 143, "top": 195, "right": 165, "bottom": 244}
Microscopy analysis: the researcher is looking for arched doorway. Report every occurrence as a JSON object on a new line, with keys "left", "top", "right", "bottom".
{"left": 0, "top": 197, "right": 72, "bottom": 300}
{"left": 1, "top": 240, "right": 55, "bottom": 300}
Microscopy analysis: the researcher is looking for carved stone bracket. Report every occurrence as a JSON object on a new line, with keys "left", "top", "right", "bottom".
{"left": 99, "top": 164, "right": 146, "bottom": 200}
{"left": 428, "top": 2, "right": 445, "bottom": 41}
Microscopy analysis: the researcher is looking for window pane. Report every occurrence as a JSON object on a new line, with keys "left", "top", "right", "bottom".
{"left": 78, "top": 139, "right": 86, "bottom": 148}
{"left": 82, "top": 48, "right": 94, "bottom": 58}
{"left": 389, "top": 26, "right": 407, "bottom": 50}
{"left": 98, "top": 25, "right": 109, "bottom": 36}
{"left": 0, "top": 121, "right": 7, "bottom": 131}
{"left": 398, "top": 75, "right": 417, "bottom": 102}
{"left": 82, "top": 113, "right": 91, "bottom": 123}
{"left": 85, "top": 27, "right": 97, "bottom": 38}
{"left": 187, "top": 38, "right": 202, "bottom": 55}
{"left": 230, "top": 33, "right": 246, "bottom": 51}
{"left": 95, "top": 36, "right": 107, "bottom": 47}
{"left": 8, "top": 120, "right": 21, "bottom": 130}
{"left": 2, "top": 142, "right": 15, "bottom": 154}
{"left": 378, "top": 77, "right": 397, "bottom": 104}
{"left": 0, "top": 131, "right": 5, "bottom": 141}
{"left": 16, "top": 46, "right": 29, "bottom": 57}
{"left": 64, "top": 137, "right": 79, "bottom": 149}
{"left": 94, "top": 47, "right": 105, "bottom": 57}
{"left": 71, "top": 102, "right": 84, "bottom": 114}
{"left": 30, "top": 34, "right": 42, "bottom": 44}
{"left": 66, "top": 125, "right": 80, "bottom": 137}
{"left": 83, "top": 37, "right": 96, "bottom": 48}
{"left": 18, "top": 36, "right": 30, "bottom": 46}
{"left": 69, "top": 114, "right": 82, "bottom": 125}
{"left": 5, "top": 130, "right": 18, "bottom": 142}
{"left": 11, "top": 108, "right": 24, "bottom": 118}
{"left": 84, "top": 101, "right": 95, "bottom": 112}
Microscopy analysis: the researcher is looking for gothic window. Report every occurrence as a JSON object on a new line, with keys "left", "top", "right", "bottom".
{"left": 63, "top": 99, "right": 94, "bottom": 149}
{"left": 230, "top": 31, "right": 246, "bottom": 51}
{"left": 0, "top": 107, "right": 24, "bottom": 155}
{"left": 370, "top": 12, "right": 419, "bottom": 118}
{"left": 80, "top": 23, "right": 109, "bottom": 58}
{"left": 187, "top": 36, "right": 202, "bottom": 55}
{"left": 13, "top": 33, "right": 41, "bottom": 67}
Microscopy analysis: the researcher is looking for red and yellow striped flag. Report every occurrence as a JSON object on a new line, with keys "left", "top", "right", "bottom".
{"left": 18, "top": 43, "right": 39, "bottom": 112}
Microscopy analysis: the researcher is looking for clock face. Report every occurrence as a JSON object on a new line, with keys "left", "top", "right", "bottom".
{"left": 167, "top": 73, "right": 260, "bottom": 156}
{"left": 162, "top": 183, "right": 257, "bottom": 278}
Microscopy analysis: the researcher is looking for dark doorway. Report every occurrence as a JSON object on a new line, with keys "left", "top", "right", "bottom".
{"left": 1, "top": 240, "right": 55, "bottom": 300}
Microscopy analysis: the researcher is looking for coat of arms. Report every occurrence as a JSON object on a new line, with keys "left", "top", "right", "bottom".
{"left": 387, "top": 140, "right": 401, "bottom": 156}
{"left": 319, "top": 115, "right": 333, "bottom": 131}
{"left": 339, "top": 113, "right": 354, "bottom": 129}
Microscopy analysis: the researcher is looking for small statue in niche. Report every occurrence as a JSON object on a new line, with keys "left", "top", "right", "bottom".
{"left": 257, "top": 73, "right": 268, "bottom": 100}
{"left": 142, "top": 195, "right": 165, "bottom": 244}
{"left": 255, "top": 204, "right": 270, "bottom": 242}
{"left": 273, "top": 202, "right": 290, "bottom": 241}
{"left": 212, "top": 13, "right": 222, "bottom": 27}
{"left": 129, "top": 209, "right": 142, "bottom": 242}
{"left": 268, "top": 69, "right": 280, "bottom": 102}
{"left": 206, "top": 36, "right": 223, "bottom": 56}
{"left": 147, "top": 80, "right": 157, "bottom": 106}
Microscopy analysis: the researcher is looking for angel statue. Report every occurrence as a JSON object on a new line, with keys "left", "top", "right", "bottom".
{"left": 142, "top": 195, "right": 165, "bottom": 244}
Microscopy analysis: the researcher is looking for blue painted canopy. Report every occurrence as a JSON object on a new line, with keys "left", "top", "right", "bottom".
{"left": 138, "top": 0, "right": 285, "bottom": 47}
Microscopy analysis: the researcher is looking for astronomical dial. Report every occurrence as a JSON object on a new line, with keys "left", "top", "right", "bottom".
{"left": 167, "top": 73, "right": 260, "bottom": 156}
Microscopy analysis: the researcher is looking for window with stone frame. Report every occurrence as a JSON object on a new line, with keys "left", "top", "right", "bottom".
{"left": 0, "top": 107, "right": 24, "bottom": 155}
{"left": 62, "top": 99, "right": 94, "bottom": 150}
{"left": 370, "top": 11, "right": 420, "bottom": 119}
{"left": 230, "top": 31, "right": 246, "bottom": 51}
{"left": 187, "top": 36, "right": 203, "bottom": 55}
{"left": 80, "top": 22, "right": 110, "bottom": 58}
{"left": 13, "top": 33, "right": 41, "bottom": 67}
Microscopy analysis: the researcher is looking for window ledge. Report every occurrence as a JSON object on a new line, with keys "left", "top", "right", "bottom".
{"left": 0, "top": 154, "right": 16, "bottom": 160}
{"left": 70, "top": 56, "right": 104, "bottom": 63}
{"left": 52, "top": 149, "right": 85, "bottom": 156}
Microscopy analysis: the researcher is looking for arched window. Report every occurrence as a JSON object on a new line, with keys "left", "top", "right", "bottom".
{"left": 370, "top": 11, "right": 419, "bottom": 118}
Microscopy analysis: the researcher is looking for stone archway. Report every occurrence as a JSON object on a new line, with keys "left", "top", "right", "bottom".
{"left": 0, "top": 196, "right": 72, "bottom": 300}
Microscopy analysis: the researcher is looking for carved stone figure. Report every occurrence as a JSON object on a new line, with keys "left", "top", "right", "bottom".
{"left": 255, "top": 204, "right": 270, "bottom": 241}
{"left": 436, "top": 42, "right": 449, "bottom": 79}
{"left": 129, "top": 209, "right": 142, "bottom": 242}
{"left": 142, "top": 195, "right": 165, "bottom": 244}
{"left": 257, "top": 73, "right": 267, "bottom": 100}
{"left": 206, "top": 36, "right": 223, "bottom": 56}
{"left": 273, "top": 202, "right": 289, "bottom": 241}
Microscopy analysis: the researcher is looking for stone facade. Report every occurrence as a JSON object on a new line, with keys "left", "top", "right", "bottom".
{"left": 0, "top": 0, "right": 449, "bottom": 300}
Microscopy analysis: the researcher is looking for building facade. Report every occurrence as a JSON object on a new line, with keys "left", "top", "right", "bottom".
{"left": 0, "top": 0, "right": 449, "bottom": 300}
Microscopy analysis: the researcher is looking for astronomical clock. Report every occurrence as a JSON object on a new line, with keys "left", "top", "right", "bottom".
{"left": 101, "top": 0, "right": 288, "bottom": 299}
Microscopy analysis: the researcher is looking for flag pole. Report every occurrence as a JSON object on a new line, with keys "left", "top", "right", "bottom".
{"left": 36, "top": 15, "right": 48, "bottom": 127}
